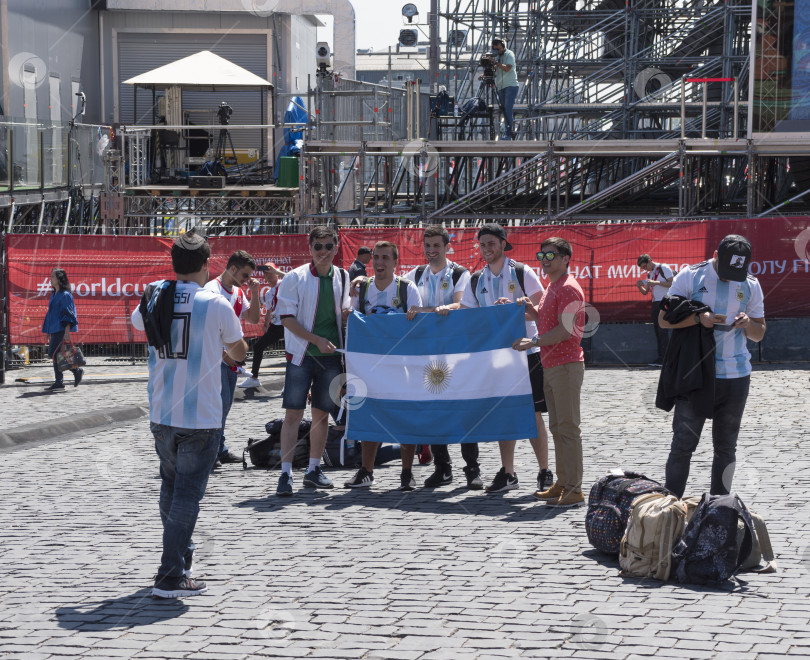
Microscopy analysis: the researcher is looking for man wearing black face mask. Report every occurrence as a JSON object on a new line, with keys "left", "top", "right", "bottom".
{"left": 491, "top": 37, "right": 519, "bottom": 140}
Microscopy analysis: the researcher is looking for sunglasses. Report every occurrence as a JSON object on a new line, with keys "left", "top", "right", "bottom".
{"left": 312, "top": 243, "right": 335, "bottom": 251}
{"left": 536, "top": 250, "right": 562, "bottom": 262}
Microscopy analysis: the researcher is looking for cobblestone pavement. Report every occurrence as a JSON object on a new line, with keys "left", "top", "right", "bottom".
{"left": 1, "top": 360, "right": 809, "bottom": 659}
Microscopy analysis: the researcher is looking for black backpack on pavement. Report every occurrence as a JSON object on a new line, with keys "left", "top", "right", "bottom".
{"left": 671, "top": 493, "right": 756, "bottom": 585}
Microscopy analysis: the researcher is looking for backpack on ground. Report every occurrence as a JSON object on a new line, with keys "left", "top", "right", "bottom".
{"left": 682, "top": 494, "right": 776, "bottom": 574}
{"left": 245, "top": 418, "right": 311, "bottom": 469}
{"left": 671, "top": 493, "right": 756, "bottom": 584}
{"left": 242, "top": 435, "right": 281, "bottom": 469}
{"left": 619, "top": 492, "right": 687, "bottom": 580}
{"left": 585, "top": 471, "right": 670, "bottom": 555}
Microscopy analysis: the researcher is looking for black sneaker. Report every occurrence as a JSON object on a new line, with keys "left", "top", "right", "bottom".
{"left": 398, "top": 469, "right": 416, "bottom": 492}
{"left": 276, "top": 472, "right": 293, "bottom": 497}
{"left": 152, "top": 574, "right": 207, "bottom": 598}
{"left": 344, "top": 467, "right": 374, "bottom": 488}
{"left": 485, "top": 467, "right": 518, "bottom": 493}
{"left": 424, "top": 467, "right": 452, "bottom": 488}
{"left": 302, "top": 465, "right": 334, "bottom": 489}
{"left": 537, "top": 469, "right": 554, "bottom": 491}
{"left": 73, "top": 368, "right": 84, "bottom": 387}
{"left": 218, "top": 451, "right": 242, "bottom": 464}
{"left": 211, "top": 459, "right": 222, "bottom": 471}
{"left": 463, "top": 465, "right": 484, "bottom": 490}
{"left": 46, "top": 382, "right": 65, "bottom": 391}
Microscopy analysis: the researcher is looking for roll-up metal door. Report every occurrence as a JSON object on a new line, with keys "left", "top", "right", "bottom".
{"left": 118, "top": 34, "right": 268, "bottom": 150}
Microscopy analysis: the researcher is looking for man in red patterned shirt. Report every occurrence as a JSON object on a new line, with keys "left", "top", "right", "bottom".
{"left": 513, "top": 237, "right": 586, "bottom": 508}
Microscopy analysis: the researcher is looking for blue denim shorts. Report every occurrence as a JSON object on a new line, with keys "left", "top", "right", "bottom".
{"left": 282, "top": 354, "right": 344, "bottom": 412}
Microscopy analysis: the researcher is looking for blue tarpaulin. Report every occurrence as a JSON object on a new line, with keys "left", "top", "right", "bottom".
{"left": 274, "top": 96, "right": 307, "bottom": 180}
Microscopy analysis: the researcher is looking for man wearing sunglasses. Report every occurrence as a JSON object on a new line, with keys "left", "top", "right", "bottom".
{"left": 513, "top": 237, "right": 586, "bottom": 508}
{"left": 459, "top": 223, "right": 552, "bottom": 495}
{"left": 274, "top": 226, "right": 352, "bottom": 497}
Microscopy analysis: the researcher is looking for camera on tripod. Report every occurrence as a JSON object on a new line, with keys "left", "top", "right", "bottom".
{"left": 217, "top": 101, "right": 233, "bottom": 125}
{"left": 479, "top": 53, "right": 497, "bottom": 80}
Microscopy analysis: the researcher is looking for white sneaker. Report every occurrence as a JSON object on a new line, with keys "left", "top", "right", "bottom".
{"left": 238, "top": 376, "right": 261, "bottom": 388}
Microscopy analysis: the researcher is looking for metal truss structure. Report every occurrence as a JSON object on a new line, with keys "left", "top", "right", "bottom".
{"left": 121, "top": 188, "right": 300, "bottom": 236}
{"left": 300, "top": 0, "right": 810, "bottom": 226}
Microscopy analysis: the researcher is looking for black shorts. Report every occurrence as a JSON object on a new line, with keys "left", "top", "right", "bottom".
{"left": 528, "top": 351, "right": 547, "bottom": 413}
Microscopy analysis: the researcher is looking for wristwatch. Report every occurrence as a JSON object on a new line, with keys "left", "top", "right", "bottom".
{"left": 531, "top": 335, "right": 540, "bottom": 346}
{"left": 694, "top": 313, "right": 701, "bottom": 325}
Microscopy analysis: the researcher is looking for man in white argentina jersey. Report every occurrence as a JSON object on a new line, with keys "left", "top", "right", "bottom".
{"left": 402, "top": 225, "right": 482, "bottom": 490}
{"left": 658, "top": 234, "right": 766, "bottom": 498}
{"left": 204, "top": 250, "right": 261, "bottom": 467}
{"left": 131, "top": 230, "right": 247, "bottom": 598}
{"left": 345, "top": 240, "right": 423, "bottom": 491}
{"left": 459, "top": 223, "right": 552, "bottom": 495}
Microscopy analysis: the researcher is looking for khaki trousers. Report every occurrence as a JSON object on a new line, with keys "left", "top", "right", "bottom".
{"left": 543, "top": 361, "right": 585, "bottom": 493}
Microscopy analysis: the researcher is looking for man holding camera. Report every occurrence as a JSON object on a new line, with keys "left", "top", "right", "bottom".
{"left": 490, "top": 37, "right": 519, "bottom": 140}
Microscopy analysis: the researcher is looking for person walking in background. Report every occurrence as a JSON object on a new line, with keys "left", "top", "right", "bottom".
{"left": 348, "top": 246, "right": 372, "bottom": 281}
{"left": 132, "top": 230, "right": 247, "bottom": 598}
{"left": 636, "top": 254, "right": 674, "bottom": 367}
{"left": 42, "top": 268, "right": 83, "bottom": 390}
{"left": 205, "top": 250, "right": 262, "bottom": 467}
{"left": 239, "top": 262, "right": 285, "bottom": 389}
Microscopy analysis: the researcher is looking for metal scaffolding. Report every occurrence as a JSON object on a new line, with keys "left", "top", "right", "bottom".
{"left": 296, "top": 0, "right": 810, "bottom": 226}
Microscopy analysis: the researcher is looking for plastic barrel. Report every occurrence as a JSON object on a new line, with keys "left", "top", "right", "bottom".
{"left": 277, "top": 156, "right": 299, "bottom": 188}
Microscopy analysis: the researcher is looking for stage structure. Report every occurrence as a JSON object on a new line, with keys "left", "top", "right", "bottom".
{"left": 300, "top": 0, "right": 810, "bottom": 226}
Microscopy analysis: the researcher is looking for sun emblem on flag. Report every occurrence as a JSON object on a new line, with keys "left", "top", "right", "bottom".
{"left": 423, "top": 359, "right": 452, "bottom": 394}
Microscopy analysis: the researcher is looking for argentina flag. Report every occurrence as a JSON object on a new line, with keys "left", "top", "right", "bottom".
{"left": 344, "top": 305, "right": 537, "bottom": 445}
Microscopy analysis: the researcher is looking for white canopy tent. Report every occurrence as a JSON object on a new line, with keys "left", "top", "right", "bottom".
{"left": 123, "top": 50, "right": 274, "bottom": 91}
{"left": 123, "top": 51, "right": 275, "bottom": 183}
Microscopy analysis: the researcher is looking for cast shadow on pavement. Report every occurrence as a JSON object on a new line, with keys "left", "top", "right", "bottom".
{"left": 583, "top": 549, "right": 768, "bottom": 596}
{"left": 54, "top": 589, "right": 189, "bottom": 630}
{"left": 235, "top": 484, "right": 575, "bottom": 523}
{"left": 17, "top": 390, "right": 64, "bottom": 398}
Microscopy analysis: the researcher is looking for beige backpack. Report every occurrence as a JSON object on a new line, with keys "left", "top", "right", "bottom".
{"left": 619, "top": 493, "right": 687, "bottom": 580}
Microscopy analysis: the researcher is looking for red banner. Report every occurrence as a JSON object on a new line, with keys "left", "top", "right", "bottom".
{"left": 6, "top": 217, "right": 810, "bottom": 344}
{"left": 338, "top": 217, "right": 810, "bottom": 322}
{"left": 6, "top": 234, "right": 311, "bottom": 344}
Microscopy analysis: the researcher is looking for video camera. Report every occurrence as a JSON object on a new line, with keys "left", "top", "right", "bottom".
{"left": 217, "top": 101, "right": 233, "bottom": 125}
{"left": 479, "top": 53, "right": 497, "bottom": 79}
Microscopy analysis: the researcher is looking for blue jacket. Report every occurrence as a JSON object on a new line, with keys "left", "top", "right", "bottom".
{"left": 42, "top": 289, "right": 78, "bottom": 334}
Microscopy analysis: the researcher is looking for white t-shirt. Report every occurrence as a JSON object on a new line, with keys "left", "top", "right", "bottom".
{"left": 648, "top": 263, "right": 674, "bottom": 302}
{"left": 404, "top": 261, "right": 471, "bottom": 308}
{"left": 204, "top": 277, "right": 251, "bottom": 319}
{"left": 669, "top": 260, "right": 765, "bottom": 379}
{"left": 204, "top": 277, "right": 250, "bottom": 356}
{"left": 460, "top": 259, "right": 544, "bottom": 354}
{"left": 131, "top": 281, "right": 243, "bottom": 429}
{"left": 352, "top": 276, "right": 423, "bottom": 315}
{"left": 262, "top": 283, "right": 282, "bottom": 326}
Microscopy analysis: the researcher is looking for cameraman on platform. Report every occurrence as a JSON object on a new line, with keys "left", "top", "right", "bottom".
{"left": 490, "top": 37, "right": 518, "bottom": 140}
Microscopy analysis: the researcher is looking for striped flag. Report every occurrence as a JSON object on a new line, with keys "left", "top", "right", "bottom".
{"left": 345, "top": 305, "right": 537, "bottom": 445}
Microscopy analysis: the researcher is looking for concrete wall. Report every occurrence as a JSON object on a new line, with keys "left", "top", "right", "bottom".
{"left": 587, "top": 318, "right": 810, "bottom": 365}
{"left": 3, "top": 0, "right": 100, "bottom": 123}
